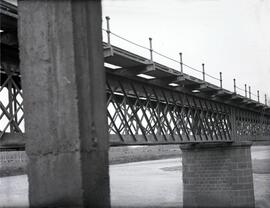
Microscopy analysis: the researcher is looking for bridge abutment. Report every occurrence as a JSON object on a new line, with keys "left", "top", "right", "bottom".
{"left": 180, "top": 141, "right": 255, "bottom": 208}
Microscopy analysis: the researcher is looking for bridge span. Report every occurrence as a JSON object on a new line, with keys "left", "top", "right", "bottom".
{"left": 0, "top": 0, "right": 270, "bottom": 207}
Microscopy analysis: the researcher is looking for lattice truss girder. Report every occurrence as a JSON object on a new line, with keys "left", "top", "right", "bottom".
{"left": 0, "top": 64, "right": 24, "bottom": 138}
{"left": 235, "top": 108, "right": 270, "bottom": 139}
{"left": 106, "top": 74, "right": 232, "bottom": 145}
{"left": 1, "top": 70, "right": 270, "bottom": 145}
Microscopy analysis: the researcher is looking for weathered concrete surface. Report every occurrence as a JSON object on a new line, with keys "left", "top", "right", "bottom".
{"left": 18, "top": 0, "right": 110, "bottom": 207}
{"left": 181, "top": 142, "right": 255, "bottom": 208}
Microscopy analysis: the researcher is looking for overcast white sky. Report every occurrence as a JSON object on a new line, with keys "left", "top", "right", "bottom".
{"left": 102, "top": 0, "right": 270, "bottom": 101}
{"left": 5, "top": 0, "right": 270, "bottom": 101}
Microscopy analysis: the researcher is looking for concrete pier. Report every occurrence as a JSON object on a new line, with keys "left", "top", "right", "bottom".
{"left": 181, "top": 142, "right": 255, "bottom": 208}
{"left": 18, "top": 0, "right": 110, "bottom": 207}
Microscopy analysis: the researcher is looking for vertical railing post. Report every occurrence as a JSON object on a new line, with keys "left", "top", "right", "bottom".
{"left": 149, "top": 37, "right": 153, "bottom": 61}
{"left": 219, "top": 72, "right": 222, "bottom": 88}
{"left": 105, "top": 16, "right": 111, "bottom": 45}
{"left": 233, "top": 79, "right": 236, "bottom": 93}
{"left": 249, "top": 86, "right": 251, "bottom": 99}
{"left": 245, "top": 84, "right": 247, "bottom": 97}
{"left": 179, "top": 52, "right": 183, "bottom": 74}
{"left": 202, "top": 63, "right": 205, "bottom": 81}
{"left": 257, "top": 90, "right": 260, "bottom": 103}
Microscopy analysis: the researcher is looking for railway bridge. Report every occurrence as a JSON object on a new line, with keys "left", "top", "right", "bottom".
{"left": 1, "top": 1, "right": 270, "bottom": 207}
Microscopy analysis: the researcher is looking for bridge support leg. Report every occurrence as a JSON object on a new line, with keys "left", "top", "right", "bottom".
{"left": 180, "top": 142, "right": 255, "bottom": 208}
{"left": 18, "top": 0, "right": 110, "bottom": 207}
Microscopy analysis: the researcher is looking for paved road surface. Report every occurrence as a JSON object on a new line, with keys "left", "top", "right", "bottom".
{"left": 0, "top": 146, "right": 269, "bottom": 208}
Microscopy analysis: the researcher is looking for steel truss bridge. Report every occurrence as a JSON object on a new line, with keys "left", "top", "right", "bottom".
{"left": 1, "top": 1, "right": 270, "bottom": 148}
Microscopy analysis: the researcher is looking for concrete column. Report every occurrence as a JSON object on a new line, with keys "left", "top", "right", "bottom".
{"left": 180, "top": 142, "right": 255, "bottom": 208}
{"left": 18, "top": 0, "right": 110, "bottom": 207}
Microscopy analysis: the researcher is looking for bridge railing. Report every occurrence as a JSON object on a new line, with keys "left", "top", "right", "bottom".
{"left": 102, "top": 16, "right": 269, "bottom": 104}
